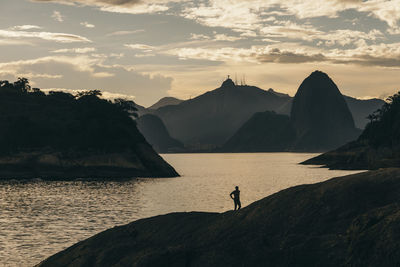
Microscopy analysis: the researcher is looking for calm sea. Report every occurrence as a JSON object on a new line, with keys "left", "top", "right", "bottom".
{"left": 0, "top": 153, "right": 363, "bottom": 266}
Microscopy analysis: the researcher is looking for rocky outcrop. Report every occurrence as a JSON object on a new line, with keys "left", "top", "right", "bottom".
{"left": 291, "top": 71, "right": 360, "bottom": 151}
{"left": 37, "top": 168, "right": 400, "bottom": 266}
{"left": 136, "top": 114, "right": 184, "bottom": 153}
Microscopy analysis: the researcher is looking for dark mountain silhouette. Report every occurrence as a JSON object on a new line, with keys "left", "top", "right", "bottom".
{"left": 303, "top": 91, "right": 400, "bottom": 170}
{"left": 38, "top": 168, "right": 400, "bottom": 267}
{"left": 277, "top": 96, "right": 384, "bottom": 129}
{"left": 154, "top": 78, "right": 291, "bottom": 149}
{"left": 0, "top": 78, "right": 178, "bottom": 179}
{"left": 343, "top": 96, "right": 385, "bottom": 129}
{"left": 221, "top": 111, "right": 295, "bottom": 152}
{"left": 133, "top": 102, "right": 148, "bottom": 116}
{"left": 267, "top": 88, "right": 290, "bottom": 98}
{"left": 290, "top": 71, "right": 360, "bottom": 151}
{"left": 148, "top": 96, "right": 183, "bottom": 110}
{"left": 136, "top": 114, "right": 184, "bottom": 153}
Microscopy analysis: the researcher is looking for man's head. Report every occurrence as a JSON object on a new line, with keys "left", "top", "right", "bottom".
{"left": 235, "top": 186, "right": 239, "bottom": 190}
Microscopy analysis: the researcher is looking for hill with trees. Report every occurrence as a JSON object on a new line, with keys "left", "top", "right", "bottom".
{"left": 0, "top": 78, "right": 178, "bottom": 179}
{"left": 303, "top": 90, "right": 400, "bottom": 169}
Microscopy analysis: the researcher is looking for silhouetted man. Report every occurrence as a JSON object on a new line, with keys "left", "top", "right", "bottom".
{"left": 230, "top": 186, "right": 241, "bottom": 210}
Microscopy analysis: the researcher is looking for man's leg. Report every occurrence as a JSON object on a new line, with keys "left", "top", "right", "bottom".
{"left": 234, "top": 201, "right": 237, "bottom": 210}
{"left": 237, "top": 201, "right": 241, "bottom": 210}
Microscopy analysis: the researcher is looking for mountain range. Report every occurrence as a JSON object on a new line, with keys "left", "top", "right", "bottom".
{"left": 135, "top": 72, "right": 385, "bottom": 153}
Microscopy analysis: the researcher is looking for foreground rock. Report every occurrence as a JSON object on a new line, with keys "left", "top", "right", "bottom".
{"left": 38, "top": 168, "right": 400, "bottom": 266}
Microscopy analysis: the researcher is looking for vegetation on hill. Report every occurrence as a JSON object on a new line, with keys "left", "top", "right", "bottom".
{"left": 303, "top": 91, "right": 400, "bottom": 169}
{"left": 0, "top": 78, "right": 178, "bottom": 178}
{"left": 0, "top": 78, "right": 143, "bottom": 154}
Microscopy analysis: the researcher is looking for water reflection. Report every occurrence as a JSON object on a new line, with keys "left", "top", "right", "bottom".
{"left": 0, "top": 153, "right": 362, "bottom": 265}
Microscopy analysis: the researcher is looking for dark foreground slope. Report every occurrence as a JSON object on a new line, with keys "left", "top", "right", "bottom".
{"left": 38, "top": 168, "right": 400, "bottom": 267}
{"left": 0, "top": 79, "right": 178, "bottom": 179}
{"left": 303, "top": 91, "right": 400, "bottom": 170}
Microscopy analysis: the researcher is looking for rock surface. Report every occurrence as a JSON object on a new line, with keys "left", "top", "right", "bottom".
{"left": 291, "top": 71, "right": 360, "bottom": 151}
{"left": 37, "top": 168, "right": 400, "bottom": 266}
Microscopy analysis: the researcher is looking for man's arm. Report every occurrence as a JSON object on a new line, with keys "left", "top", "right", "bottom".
{"left": 230, "top": 191, "right": 234, "bottom": 199}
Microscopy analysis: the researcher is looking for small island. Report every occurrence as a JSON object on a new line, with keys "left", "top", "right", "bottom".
{"left": 0, "top": 78, "right": 178, "bottom": 179}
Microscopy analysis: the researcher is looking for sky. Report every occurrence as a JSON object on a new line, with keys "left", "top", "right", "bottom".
{"left": 0, "top": 0, "right": 400, "bottom": 106}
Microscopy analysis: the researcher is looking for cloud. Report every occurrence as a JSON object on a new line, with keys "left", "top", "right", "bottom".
{"left": 107, "top": 29, "right": 145, "bottom": 36}
{"left": 256, "top": 48, "right": 327, "bottom": 63}
{"left": 51, "top": 47, "right": 96, "bottom": 53}
{"left": 166, "top": 45, "right": 327, "bottom": 64}
{"left": 10, "top": 25, "right": 42, "bottom": 30}
{"left": 124, "top": 43, "right": 155, "bottom": 52}
{"left": 190, "top": 33, "right": 210, "bottom": 40}
{"left": 0, "top": 29, "right": 91, "bottom": 43}
{"left": 0, "top": 55, "right": 173, "bottom": 106}
{"left": 31, "top": 0, "right": 181, "bottom": 14}
{"left": 0, "top": 39, "right": 35, "bottom": 46}
{"left": 80, "top": 21, "right": 95, "bottom": 28}
{"left": 260, "top": 22, "right": 384, "bottom": 46}
{"left": 214, "top": 33, "right": 242, "bottom": 42}
{"left": 52, "top": 10, "right": 64, "bottom": 22}
{"left": 165, "top": 41, "right": 400, "bottom": 68}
